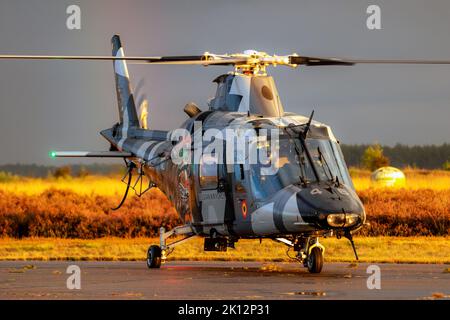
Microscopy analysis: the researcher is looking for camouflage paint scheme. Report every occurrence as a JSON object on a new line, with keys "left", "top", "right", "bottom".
{"left": 101, "top": 35, "right": 366, "bottom": 239}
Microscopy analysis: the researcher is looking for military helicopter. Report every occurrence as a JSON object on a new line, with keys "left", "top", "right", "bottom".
{"left": 2, "top": 35, "right": 450, "bottom": 273}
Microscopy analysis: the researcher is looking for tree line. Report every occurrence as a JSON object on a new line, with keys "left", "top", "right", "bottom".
{"left": 0, "top": 163, "right": 123, "bottom": 178}
{"left": 341, "top": 143, "right": 450, "bottom": 169}
{"left": 0, "top": 143, "right": 449, "bottom": 177}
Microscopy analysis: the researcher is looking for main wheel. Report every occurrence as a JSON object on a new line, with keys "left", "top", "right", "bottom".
{"left": 146, "top": 245, "right": 162, "bottom": 268}
{"left": 307, "top": 247, "right": 323, "bottom": 273}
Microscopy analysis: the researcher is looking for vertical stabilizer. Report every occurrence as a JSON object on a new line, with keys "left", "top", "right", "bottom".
{"left": 111, "top": 35, "right": 140, "bottom": 128}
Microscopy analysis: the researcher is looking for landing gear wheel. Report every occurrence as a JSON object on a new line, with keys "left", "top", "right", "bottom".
{"left": 146, "top": 245, "right": 162, "bottom": 269}
{"left": 307, "top": 247, "right": 323, "bottom": 273}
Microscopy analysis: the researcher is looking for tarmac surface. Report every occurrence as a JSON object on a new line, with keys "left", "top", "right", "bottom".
{"left": 0, "top": 261, "right": 449, "bottom": 300}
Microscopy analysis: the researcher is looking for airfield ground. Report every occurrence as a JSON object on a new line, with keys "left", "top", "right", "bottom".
{"left": 0, "top": 261, "right": 448, "bottom": 300}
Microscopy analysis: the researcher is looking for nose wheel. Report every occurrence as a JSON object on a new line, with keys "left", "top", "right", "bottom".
{"left": 303, "top": 238, "right": 325, "bottom": 273}
{"left": 306, "top": 246, "right": 324, "bottom": 273}
{"left": 274, "top": 236, "right": 325, "bottom": 273}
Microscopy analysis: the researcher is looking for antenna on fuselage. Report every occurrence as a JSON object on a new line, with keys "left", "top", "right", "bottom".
{"left": 344, "top": 229, "right": 359, "bottom": 261}
{"left": 302, "top": 110, "right": 315, "bottom": 139}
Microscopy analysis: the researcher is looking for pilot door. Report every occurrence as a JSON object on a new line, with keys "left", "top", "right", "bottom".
{"left": 198, "top": 154, "right": 227, "bottom": 235}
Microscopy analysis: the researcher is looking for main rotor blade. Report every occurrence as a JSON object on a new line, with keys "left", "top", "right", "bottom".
{"left": 0, "top": 54, "right": 247, "bottom": 66}
{"left": 289, "top": 56, "right": 450, "bottom": 66}
{"left": 341, "top": 59, "right": 450, "bottom": 64}
{"left": 289, "top": 56, "right": 354, "bottom": 66}
{"left": 4, "top": 53, "right": 450, "bottom": 68}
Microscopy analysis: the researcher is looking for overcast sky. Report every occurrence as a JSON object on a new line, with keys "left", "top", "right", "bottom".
{"left": 0, "top": 0, "right": 450, "bottom": 165}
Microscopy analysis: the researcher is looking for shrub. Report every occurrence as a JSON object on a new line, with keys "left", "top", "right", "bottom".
{"left": 443, "top": 160, "right": 450, "bottom": 171}
{"left": 52, "top": 166, "right": 72, "bottom": 179}
{"left": 0, "top": 171, "right": 17, "bottom": 183}
{"left": 361, "top": 144, "right": 390, "bottom": 171}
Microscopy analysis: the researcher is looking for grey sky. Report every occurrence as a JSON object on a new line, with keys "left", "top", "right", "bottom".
{"left": 0, "top": 0, "right": 449, "bottom": 165}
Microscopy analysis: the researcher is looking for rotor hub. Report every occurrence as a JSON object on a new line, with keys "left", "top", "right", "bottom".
{"left": 204, "top": 50, "right": 298, "bottom": 76}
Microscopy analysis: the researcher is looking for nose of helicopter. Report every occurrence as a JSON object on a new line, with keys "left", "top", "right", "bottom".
{"left": 251, "top": 182, "right": 366, "bottom": 236}
{"left": 293, "top": 182, "right": 365, "bottom": 230}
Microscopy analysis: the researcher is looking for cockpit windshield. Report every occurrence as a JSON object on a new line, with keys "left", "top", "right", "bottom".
{"left": 250, "top": 135, "right": 354, "bottom": 200}
{"left": 305, "top": 139, "right": 351, "bottom": 185}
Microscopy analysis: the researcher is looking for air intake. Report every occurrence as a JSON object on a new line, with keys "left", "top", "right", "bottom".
{"left": 184, "top": 102, "right": 202, "bottom": 118}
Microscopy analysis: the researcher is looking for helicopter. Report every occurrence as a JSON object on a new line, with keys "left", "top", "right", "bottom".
{"left": 2, "top": 35, "right": 450, "bottom": 273}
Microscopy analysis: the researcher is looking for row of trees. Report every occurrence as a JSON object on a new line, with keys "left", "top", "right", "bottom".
{"left": 341, "top": 143, "right": 450, "bottom": 170}
{"left": 0, "top": 144, "right": 449, "bottom": 177}
{"left": 0, "top": 163, "right": 123, "bottom": 178}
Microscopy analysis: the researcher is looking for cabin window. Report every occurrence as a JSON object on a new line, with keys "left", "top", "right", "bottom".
{"left": 199, "top": 154, "right": 218, "bottom": 189}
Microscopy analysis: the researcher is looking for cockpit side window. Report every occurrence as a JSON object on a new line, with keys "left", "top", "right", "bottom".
{"left": 305, "top": 138, "right": 354, "bottom": 189}
{"left": 331, "top": 141, "right": 355, "bottom": 189}
{"left": 199, "top": 154, "right": 218, "bottom": 190}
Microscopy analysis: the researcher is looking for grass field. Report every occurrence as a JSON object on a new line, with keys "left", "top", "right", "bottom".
{"left": 0, "top": 169, "right": 448, "bottom": 238}
{"left": 0, "top": 169, "right": 448, "bottom": 263}
{"left": 0, "top": 176, "right": 126, "bottom": 196}
{"left": 350, "top": 168, "right": 450, "bottom": 190}
{"left": 1, "top": 168, "right": 449, "bottom": 196}
{"left": 0, "top": 187, "right": 448, "bottom": 238}
{"left": 0, "top": 237, "right": 448, "bottom": 264}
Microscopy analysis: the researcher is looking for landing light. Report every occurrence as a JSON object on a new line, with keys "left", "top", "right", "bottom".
{"left": 326, "top": 213, "right": 360, "bottom": 227}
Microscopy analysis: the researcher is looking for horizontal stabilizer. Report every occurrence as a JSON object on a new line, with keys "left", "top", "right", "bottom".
{"left": 49, "top": 151, "right": 132, "bottom": 158}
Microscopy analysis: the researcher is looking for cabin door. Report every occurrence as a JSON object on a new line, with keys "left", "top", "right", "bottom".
{"left": 199, "top": 154, "right": 226, "bottom": 235}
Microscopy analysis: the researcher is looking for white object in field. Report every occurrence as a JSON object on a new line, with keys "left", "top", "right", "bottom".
{"left": 371, "top": 166, "right": 406, "bottom": 187}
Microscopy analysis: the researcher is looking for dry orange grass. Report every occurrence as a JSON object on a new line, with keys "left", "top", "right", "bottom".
{"left": 0, "top": 170, "right": 448, "bottom": 238}
{"left": 0, "top": 188, "right": 448, "bottom": 238}
{"left": 0, "top": 188, "right": 180, "bottom": 238}
{"left": 358, "top": 189, "right": 449, "bottom": 236}
{"left": 351, "top": 168, "right": 450, "bottom": 190}
{"left": 0, "top": 176, "right": 126, "bottom": 196}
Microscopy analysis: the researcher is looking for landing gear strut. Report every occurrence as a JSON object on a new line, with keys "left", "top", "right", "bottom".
{"left": 274, "top": 236, "right": 325, "bottom": 273}
{"left": 146, "top": 225, "right": 197, "bottom": 269}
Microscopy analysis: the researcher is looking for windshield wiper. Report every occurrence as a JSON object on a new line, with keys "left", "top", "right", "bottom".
{"left": 284, "top": 127, "right": 308, "bottom": 186}
{"left": 283, "top": 110, "right": 315, "bottom": 138}
{"left": 296, "top": 111, "right": 320, "bottom": 182}
{"left": 284, "top": 110, "right": 321, "bottom": 184}
{"left": 317, "top": 146, "right": 335, "bottom": 183}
